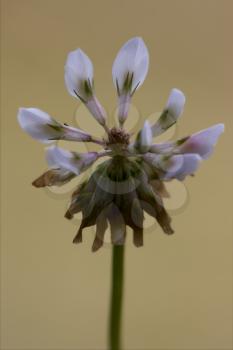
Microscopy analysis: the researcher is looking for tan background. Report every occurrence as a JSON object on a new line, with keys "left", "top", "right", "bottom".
{"left": 1, "top": 0, "right": 233, "bottom": 349}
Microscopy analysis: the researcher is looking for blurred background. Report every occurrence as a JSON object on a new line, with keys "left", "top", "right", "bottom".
{"left": 1, "top": 0, "right": 232, "bottom": 349}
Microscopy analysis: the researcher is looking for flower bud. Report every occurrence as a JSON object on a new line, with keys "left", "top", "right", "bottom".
{"left": 144, "top": 153, "right": 202, "bottom": 181}
{"left": 46, "top": 146, "right": 98, "bottom": 175}
{"left": 151, "top": 88, "right": 185, "bottom": 137}
{"left": 17, "top": 108, "right": 92, "bottom": 143}
{"left": 112, "top": 37, "right": 149, "bottom": 125}
{"left": 176, "top": 124, "right": 224, "bottom": 159}
{"left": 112, "top": 37, "right": 149, "bottom": 95}
{"left": 65, "top": 48, "right": 106, "bottom": 126}
{"left": 166, "top": 88, "right": 186, "bottom": 120}
{"left": 135, "top": 120, "right": 152, "bottom": 153}
{"left": 65, "top": 48, "right": 94, "bottom": 100}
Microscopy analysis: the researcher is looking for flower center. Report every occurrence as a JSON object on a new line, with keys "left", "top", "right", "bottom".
{"left": 106, "top": 127, "right": 130, "bottom": 155}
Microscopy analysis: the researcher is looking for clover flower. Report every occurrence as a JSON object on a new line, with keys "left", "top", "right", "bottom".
{"left": 18, "top": 37, "right": 224, "bottom": 252}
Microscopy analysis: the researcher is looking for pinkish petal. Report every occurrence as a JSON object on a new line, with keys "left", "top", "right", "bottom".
{"left": 176, "top": 124, "right": 224, "bottom": 159}
{"left": 46, "top": 146, "right": 98, "bottom": 175}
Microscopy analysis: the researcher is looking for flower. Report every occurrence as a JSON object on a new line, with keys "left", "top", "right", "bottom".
{"left": 112, "top": 37, "right": 149, "bottom": 126}
{"left": 46, "top": 146, "right": 99, "bottom": 175}
{"left": 174, "top": 124, "right": 225, "bottom": 159}
{"left": 17, "top": 38, "right": 224, "bottom": 251}
{"left": 143, "top": 153, "right": 202, "bottom": 181}
{"left": 18, "top": 108, "right": 93, "bottom": 143}
{"left": 151, "top": 88, "right": 186, "bottom": 137}
{"left": 131, "top": 120, "right": 153, "bottom": 153}
{"left": 65, "top": 48, "right": 107, "bottom": 128}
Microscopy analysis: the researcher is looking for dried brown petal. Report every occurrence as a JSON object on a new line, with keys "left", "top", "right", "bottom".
{"left": 150, "top": 179, "right": 170, "bottom": 198}
{"left": 114, "top": 181, "right": 144, "bottom": 247}
{"left": 108, "top": 204, "right": 126, "bottom": 245}
{"left": 136, "top": 171, "right": 174, "bottom": 235}
{"left": 67, "top": 155, "right": 174, "bottom": 250}
{"left": 32, "top": 168, "right": 75, "bottom": 187}
{"left": 65, "top": 192, "right": 91, "bottom": 219}
{"left": 92, "top": 211, "right": 108, "bottom": 252}
{"left": 73, "top": 227, "right": 83, "bottom": 244}
{"left": 133, "top": 228, "right": 143, "bottom": 247}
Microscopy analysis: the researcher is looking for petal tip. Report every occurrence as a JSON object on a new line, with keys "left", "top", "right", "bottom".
{"left": 166, "top": 88, "right": 186, "bottom": 119}
{"left": 216, "top": 123, "right": 225, "bottom": 133}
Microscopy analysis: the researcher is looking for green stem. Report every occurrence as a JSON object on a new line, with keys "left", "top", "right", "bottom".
{"left": 108, "top": 245, "right": 125, "bottom": 350}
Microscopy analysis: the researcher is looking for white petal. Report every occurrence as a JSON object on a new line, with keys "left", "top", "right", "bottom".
{"left": 177, "top": 124, "right": 224, "bottom": 159}
{"left": 85, "top": 96, "right": 106, "bottom": 126}
{"left": 143, "top": 153, "right": 202, "bottom": 180}
{"left": 18, "top": 108, "right": 61, "bottom": 143}
{"left": 46, "top": 146, "right": 98, "bottom": 175}
{"left": 117, "top": 93, "right": 131, "bottom": 125}
{"left": 64, "top": 48, "right": 94, "bottom": 99}
{"left": 166, "top": 88, "right": 186, "bottom": 119}
{"left": 151, "top": 89, "right": 185, "bottom": 137}
{"left": 17, "top": 107, "right": 92, "bottom": 143}
{"left": 161, "top": 155, "right": 184, "bottom": 175}
{"left": 61, "top": 125, "right": 92, "bottom": 142}
{"left": 112, "top": 37, "right": 149, "bottom": 94}
{"left": 46, "top": 146, "right": 74, "bottom": 170}
{"left": 163, "top": 154, "right": 202, "bottom": 180}
{"left": 136, "top": 120, "right": 152, "bottom": 153}
{"left": 149, "top": 142, "right": 174, "bottom": 154}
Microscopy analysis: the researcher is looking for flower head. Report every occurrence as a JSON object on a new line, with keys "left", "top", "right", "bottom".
{"left": 18, "top": 38, "right": 224, "bottom": 251}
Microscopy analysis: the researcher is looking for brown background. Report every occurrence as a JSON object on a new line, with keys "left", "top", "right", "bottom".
{"left": 1, "top": 0, "right": 232, "bottom": 349}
